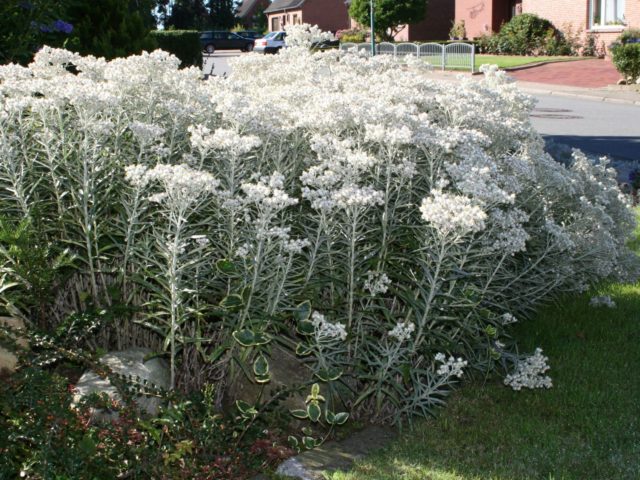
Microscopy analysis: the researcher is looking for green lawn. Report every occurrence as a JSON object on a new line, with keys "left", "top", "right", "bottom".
{"left": 330, "top": 212, "right": 640, "bottom": 480}
{"left": 474, "top": 55, "right": 587, "bottom": 69}
{"left": 420, "top": 54, "right": 589, "bottom": 71}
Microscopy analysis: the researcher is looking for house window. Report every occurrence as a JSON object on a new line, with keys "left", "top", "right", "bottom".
{"left": 590, "top": 0, "right": 625, "bottom": 28}
{"left": 293, "top": 14, "right": 299, "bottom": 24}
{"left": 272, "top": 17, "right": 280, "bottom": 31}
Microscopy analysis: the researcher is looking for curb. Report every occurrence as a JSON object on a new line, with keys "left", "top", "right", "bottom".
{"left": 519, "top": 87, "right": 640, "bottom": 105}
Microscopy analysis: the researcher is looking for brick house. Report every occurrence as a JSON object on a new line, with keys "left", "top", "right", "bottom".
{"left": 264, "top": 0, "right": 351, "bottom": 32}
{"left": 456, "top": 0, "right": 640, "bottom": 48}
{"left": 237, "top": 0, "right": 271, "bottom": 29}
{"left": 385, "top": 0, "right": 456, "bottom": 41}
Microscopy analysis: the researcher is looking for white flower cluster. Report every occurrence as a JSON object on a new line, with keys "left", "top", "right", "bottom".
{"left": 284, "top": 23, "right": 334, "bottom": 48}
{"left": 388, "top": 321, "right": 415, "bottom": 343}
{"left": 311, "top": 311, "right": 347, "bottom": 341}
{"left": 241, "top": 172, "right": 298, "bottom": 210}
{"left": 504, "top": 348, "right": 553, "bottom": 391}
{"left": 364, "top": 271, "right": 391, "bottom": 296}
{"left": 420, "top": 190, "right": 487, "bottom": 237}
{"left": 589, "top": 295, "right": 616, "bottom": 308}
{"left": 189, "top": 125, "right": 262, "bottom": 157}
{"left": 501, "top": 313, "right": 518, "bottom": 325}
{"left": 129, "top": 121, "right": 165, "bottom": 145}
{"left": 435, "top": 353, "right": 467, "bottom": 378}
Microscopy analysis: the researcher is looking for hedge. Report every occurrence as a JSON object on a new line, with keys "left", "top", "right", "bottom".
{"left": 150, "top": 30, "right": 202, "bottom": 68}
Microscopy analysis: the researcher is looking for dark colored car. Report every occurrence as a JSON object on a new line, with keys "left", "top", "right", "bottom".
{"left": 311, "top": 39, "right": 340, "bottom": 51}
{"left": 236, "top": 31, "right": 263, "bottom": 40}
{"left": 200, "top": 31, "right": 255, "bottom": 53}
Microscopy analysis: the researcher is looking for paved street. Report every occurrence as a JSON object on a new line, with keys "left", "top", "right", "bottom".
{"left": 531, "top": 94, "right": 640, "bottom": 163}
{"left": 202, "top": 50, "right": 243, "bottom": 77}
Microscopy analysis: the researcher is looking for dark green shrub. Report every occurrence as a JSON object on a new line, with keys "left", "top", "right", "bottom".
{"left": 498, "top": 13, "right": 555, "bottom": 55}
{"left": 150, "top": 29, "right": 202, "bottom": 68}
{"left": 611, "top": 41, "right": 640, "bottom": 83}
{"left": 617, "top": 28, "right": 640, "bottom": 44}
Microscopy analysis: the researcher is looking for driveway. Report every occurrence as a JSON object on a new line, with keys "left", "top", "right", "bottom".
{"left": 507, "top": 58, "right": 622, "bottom": 88}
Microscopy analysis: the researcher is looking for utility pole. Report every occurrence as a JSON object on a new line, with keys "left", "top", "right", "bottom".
{"left": 370, "top": 0, "right": 375, "bottom": 56}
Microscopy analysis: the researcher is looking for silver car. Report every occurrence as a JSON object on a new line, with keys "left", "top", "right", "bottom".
{"left": 254, "top": 31, "right": 286, "bottom": 54}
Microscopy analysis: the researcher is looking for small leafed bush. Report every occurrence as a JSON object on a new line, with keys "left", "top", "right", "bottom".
{"left": 0, "top": 37, "right": 637, "bottom": 444}
{"left": 149, "top": 29, "right": 202, "bottom": 67}
{"left": 478, "top": 14, "right": 578, "bottom": 56}
{"left": 337, "top": 28, "right": 367, "bottom": 43}
{"left": 611, "top": 30, "right": 640, "bottom": 83}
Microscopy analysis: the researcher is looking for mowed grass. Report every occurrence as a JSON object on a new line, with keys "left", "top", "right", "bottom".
{"left": 420, "top": 54, "right": 589, "bottom": 71}
{"left": 330, "top": 211, "right": 640, "bottom": 480}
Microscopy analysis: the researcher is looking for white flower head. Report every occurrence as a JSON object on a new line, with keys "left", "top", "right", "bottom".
{"left": 589, "top": 295, "right": 616, "bottom": 309}
{"left": 504, "top": 348, "right": 552, "bottom": 391}
{"left": 364, "top": 271, "right": 391, "bottom": 296}
{"left": 420, "top": 190, "right": 486, "bottom": 236}
{"left": 129, "top": 121, "right": 165, "bottom": 145}
{"left": 388, "top": 321, "right": 415, "bottom": 343}
{"left": 311, "top": 311, "right": 347, "bottom": 341}
{"left": 436, "top": 354, "right": 467, "bottom": 378}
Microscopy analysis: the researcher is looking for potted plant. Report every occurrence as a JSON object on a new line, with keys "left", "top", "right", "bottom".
{"left": 449, "top": 20, "right": 466, "bottom": 41}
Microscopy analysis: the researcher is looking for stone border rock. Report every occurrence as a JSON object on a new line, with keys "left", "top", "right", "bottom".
{"left": 273, "top": 425, "right": 397, "bottom": 480}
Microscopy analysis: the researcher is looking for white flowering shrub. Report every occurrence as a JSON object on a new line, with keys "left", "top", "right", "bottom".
{"left": 283, "top": 23, "right": 334, "bottom": 48}
{"left": 0, "top": 44, "right": 637, "bottom": 421}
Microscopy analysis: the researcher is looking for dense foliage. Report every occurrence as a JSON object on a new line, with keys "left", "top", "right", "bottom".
{"left": 349, "top": 0, "right": 427, "bottom": 40}
{"left": 0, "top": 0, "right": 73, "bottom": 65}
{"left": 0, "top": 41, "right": 636, "bottom": 438}
{"left": 477, "top": 13, "right": 581, "bottom": 56}
{"left": 611, "top": 29, "right": 640, "bottom": 83}
{"left": 150, "top": 30, "right": 203, "bottom": 68}
{"left": 162, "top": 0, "right": 237, "bottom": 30}
{"left": 0, "top": 364, "right": 291, "bottom": 479}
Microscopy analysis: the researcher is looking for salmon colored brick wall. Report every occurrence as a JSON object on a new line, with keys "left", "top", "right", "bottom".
{"left": 405, "top": 0, "right": 456, "bottom": 41}
{"left": 522, "top": 0, "right": 588, "bottom": 33}
{"left": 302, "top": 0, "right": 351, "bottom": 32}
{"left": 456, "top": 0, "right": 497, "bottom": 38}
{"left": 522, "top": 0, "right": 640, "bottom": 53}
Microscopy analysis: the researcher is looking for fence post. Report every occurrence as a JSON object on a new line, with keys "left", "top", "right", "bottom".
{"left": 470, "top": 44, "right": 475, "bottom": 73}
{"left": 442, "top": 45, "right": 446, "bottom": 71}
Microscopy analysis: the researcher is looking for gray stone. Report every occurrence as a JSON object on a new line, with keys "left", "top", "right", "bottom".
{"left": 0, "top": 317, "right": 28, "bottom": 375}
{"left": 228, "top": 346, "right": 310, "bottom": 412}
{"left": 73, "top": 347, "right": 169, "bottom": 421}
{"left": 276, "top": 426, "right": 397, "bottom": 479}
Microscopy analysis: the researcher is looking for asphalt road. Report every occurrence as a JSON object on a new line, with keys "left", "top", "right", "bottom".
{"left": 202, "top": 51, "right": 242, "bottom": 77}
{"left": 530, "top": 94, "right": 640, "bottom": 163}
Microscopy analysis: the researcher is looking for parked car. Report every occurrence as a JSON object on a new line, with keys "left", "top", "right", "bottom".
{"left": 254, "top": 31, "right": 286, "bottom": 54}
{"left": 200, "top": 31, "right": 255, "bottom": 53}
{"left": 311, "top": 39, "right": 340, "bottom": 51}
{"left": 236, "top": 31, "right": 263, "bottom": 40}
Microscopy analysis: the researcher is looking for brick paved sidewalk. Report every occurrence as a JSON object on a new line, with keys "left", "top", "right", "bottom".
{"left": 507, "top": 58, "right": 622, "bottom": 88}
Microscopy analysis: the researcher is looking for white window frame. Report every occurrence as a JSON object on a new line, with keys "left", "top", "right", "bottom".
{"left": 589, "top": 0, "right": 626, "bottom": 31}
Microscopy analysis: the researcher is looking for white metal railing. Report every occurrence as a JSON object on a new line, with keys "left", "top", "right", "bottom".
{"left": 340, "top": 41, "right": 476, "bottom": 73}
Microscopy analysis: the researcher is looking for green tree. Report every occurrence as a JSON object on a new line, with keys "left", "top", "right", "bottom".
{"left": 64, "top": 0, "right": 157, "bottom": 59}
{"left": 0, "top": 0, "right": 74, "bottom": 65}
{"left": 165, "top": 0, "right": 209, "bottom": 30}
{"left": 349, "top": 0, "right": 427, "bottom": 40}
{"left": 207, "top": 0, "right": 236, "bottom": 30}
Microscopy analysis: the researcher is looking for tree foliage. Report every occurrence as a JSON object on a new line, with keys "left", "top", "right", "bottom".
{"left": 349, "top": 0, "right": 427, "bottom": 40}
{"left": 64, "top": 0, "right": 156, "bottom": 59}
{"left": 164, "top": 0, "right": 237, "bottom": 30}
{"left": 0, "top": 0, "right": 73, "bottom": 65}
{"left": 208, "top": 0, "right": 237, "bottom": 30}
